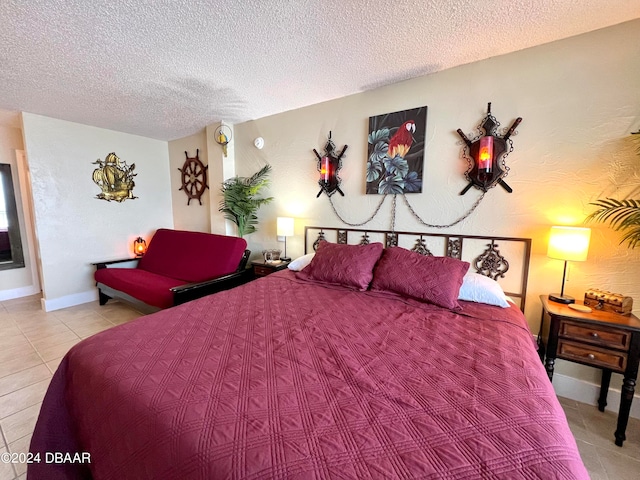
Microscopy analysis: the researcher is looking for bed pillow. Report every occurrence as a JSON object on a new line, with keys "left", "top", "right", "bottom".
{"left": 287, "top": 253, "right": 315, "bottom": 271}
{"left": 296, "top": 241, "right": 383, "bottom": 290}
{"left": 371, "top": 247, "right": 469, "bottom": 309}
{"left": 458, "top": 271, "right": 511, "bottom": 308}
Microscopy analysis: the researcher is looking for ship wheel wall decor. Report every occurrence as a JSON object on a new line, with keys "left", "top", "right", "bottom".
{"left": 178, "top": 149, "right": 209, "bottom": 205}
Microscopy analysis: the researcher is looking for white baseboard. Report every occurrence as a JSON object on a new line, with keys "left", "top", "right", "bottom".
{"left": 41, "top": 290, "right": 98, "bottom": 312}
{"left": 552, "top": 372, "right": 640, "bottom": 419}
{"left": 0, "top": 284, "right": 41, "bottom": 301}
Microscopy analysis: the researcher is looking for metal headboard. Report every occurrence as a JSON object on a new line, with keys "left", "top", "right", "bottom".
{"left": 304, "top": 226, "right": 532, "bottom": 312}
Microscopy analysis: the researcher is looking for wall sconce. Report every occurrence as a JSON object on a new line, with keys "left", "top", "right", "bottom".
{"left": 133, "top": 236, "right": 147, "bottom": 257}
{"left": 276, "top": 216, "right": 294, "bottom": 261}
{"left": 457, "top": 103, "right": 522, "bottom": 195}
{"left": 547, "top": 226, "right": 591, "bottom": 304}
{"left": 313, "top": 131, "right": 347, "bottom": 198}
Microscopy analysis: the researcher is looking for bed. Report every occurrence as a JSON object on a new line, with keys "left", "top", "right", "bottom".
{"left": 29, "top": 228, "right": 588, "bottom": 479}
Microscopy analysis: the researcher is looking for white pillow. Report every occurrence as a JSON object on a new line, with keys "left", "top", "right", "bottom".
{"left": 458, "top": 271, "right": 510, "bottom": 308}
{"left": 287, "top": 253, "right": 315, "bottom": 271}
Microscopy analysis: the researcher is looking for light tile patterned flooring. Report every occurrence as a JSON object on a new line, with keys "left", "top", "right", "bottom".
{"left": 0, "top": 294, "right": 639, "bottom": 480}
{"left": 0, "top": 295, "right": 141, "bottom": 479}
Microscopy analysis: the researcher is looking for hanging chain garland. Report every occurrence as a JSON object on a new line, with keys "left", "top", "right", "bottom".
{"left": 327, "top": 191, "right": 486, "bottom": 231}
{"left": 327, "top": 194, "right": 388, "bottom": 226}
{"left": 402, "top": 192, "right": 486, "bottom": 229}
{"left": 390, "top": 194, "right": 397, "bottom": 232}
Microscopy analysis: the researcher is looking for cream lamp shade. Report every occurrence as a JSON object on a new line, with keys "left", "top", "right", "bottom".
{"left": 547, "top": 226, "right": 591, "bottom": 304}
{"left": 276, "top": 217, "right": 294, "bottom": 261}
{"left": 547, "top": 226, "right": 591, "bottom": 262}
{"left": 276, "top": 217, "right": 294, "bottom": 237}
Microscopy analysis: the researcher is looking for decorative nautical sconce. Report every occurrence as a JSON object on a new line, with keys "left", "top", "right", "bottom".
{"left": 133, "top": 237, "right": 147, "bottom": 257}
{"left": 313, "top": 132, "right": 348, "bottom": 198}
{"left": 457, "top": 103, "right": 522, "bottom": 195}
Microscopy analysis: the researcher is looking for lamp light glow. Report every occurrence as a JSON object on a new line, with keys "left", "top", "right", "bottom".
{"left": 547, "top": 226, "right": 591, "bottom": 304}
{"left": 547, "top": 226, "right": 591, "bottom": 262}
{"left": 320, "top": 157, "right": 331, "bottom": 183}
{"left": 277, "top": 217, "right": 294, "bottom": 237}
{"left": 277, "top": 217, "right": 294, "bottom": 261}
{"left": 133, "top": 236, "right": 147, "bottom": 257}
{"left": 478, "top": 135, "right": 494, "bottom": 171}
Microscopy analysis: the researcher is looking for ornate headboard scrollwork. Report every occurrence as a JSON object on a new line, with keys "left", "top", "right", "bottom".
{"left": 312, "top": 230, "right": 326, "bottom": 252}
{"left": 412, "top": 236, "right": 433, "bottom": 256}
{"left": 474, "top": 241, "right": 509, "bottom": 280}
{"left": 305, "top": 226, "right": 531, "bottom": 312}
{"left": 447, "top": 238, "right": 462, "bottom": 259}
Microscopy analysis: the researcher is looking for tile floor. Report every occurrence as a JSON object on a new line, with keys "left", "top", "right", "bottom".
{"left": 0, "top": 295, "right": 141, "bottom": 479}
{"left": 0, "top": 294, "right": 639, "bottom": 480}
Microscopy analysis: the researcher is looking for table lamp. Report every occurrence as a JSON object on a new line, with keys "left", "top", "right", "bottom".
{"left": 547, "top": 226, "right": 591, "bottom": 304}
{"left": 276, "top": 217, "right": 294, "bottom": 262}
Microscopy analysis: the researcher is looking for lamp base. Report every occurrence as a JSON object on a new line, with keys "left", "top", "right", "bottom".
{"left": 549, "top": 293, "right": 575, "bottom": 304}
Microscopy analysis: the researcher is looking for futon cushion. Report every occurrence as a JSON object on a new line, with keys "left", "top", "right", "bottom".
{"left": 95, "top": 268, "right": 186, "bottom": 309}
{"left": 137, "top": 229, "right": 247, "bottom": 283}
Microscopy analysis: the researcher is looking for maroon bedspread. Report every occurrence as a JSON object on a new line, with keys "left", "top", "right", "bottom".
{"left": 30, "top": 270, "right": 588, "bottom": 479}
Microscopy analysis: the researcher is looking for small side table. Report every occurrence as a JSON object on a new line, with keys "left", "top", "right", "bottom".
{"left": 539, "top": 294, "right": 640, "bottom": 446}
{"left": 251, "top": 260, "right": 290, "bottom": 278}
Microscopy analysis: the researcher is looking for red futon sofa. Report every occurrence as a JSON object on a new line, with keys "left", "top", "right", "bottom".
{"left": 94, "top": 229, "right": 250, "bottom": 312}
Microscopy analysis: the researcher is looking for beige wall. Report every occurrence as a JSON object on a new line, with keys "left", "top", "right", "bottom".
{"left": 21, "top": 113, "right": 174, "bottom": 311}
{"left": 167, "top": 122, "right": 238, "bottom": 235}
{"left": 168, "top": 129, "right": 210, "bottom": 232}
{"left": 230, "top": 20, "right": 640, "bottom": 389}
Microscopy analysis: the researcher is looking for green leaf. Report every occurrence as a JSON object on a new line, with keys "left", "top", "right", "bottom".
{"left": 587, "top": 197, "right": 640, "bottom": 248}
{"left": 219, "top": 165, "right": 273, "bottom": 237}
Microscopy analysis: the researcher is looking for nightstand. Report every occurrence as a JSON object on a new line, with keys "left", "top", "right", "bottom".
{"left": 251, "top": 260, "right": 290, "bottom": 278}
{"left": 539, "top": 294, "right": 640, "bottom": 446}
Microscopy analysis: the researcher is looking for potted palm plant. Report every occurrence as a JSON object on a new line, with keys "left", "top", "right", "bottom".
{"left": 219, "top": 165, "right": 273, "bottom": 238}
{"left": 587, "top": 132, "right": 640, "bottom": 248}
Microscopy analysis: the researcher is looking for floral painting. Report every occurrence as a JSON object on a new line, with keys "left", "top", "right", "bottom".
{"left": 366, "top": 106, "right": 427, "bottom": 194}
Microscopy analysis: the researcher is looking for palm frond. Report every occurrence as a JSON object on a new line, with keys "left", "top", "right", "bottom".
{"left": 587, "top": 197, "right": 640, "bottom": 248}
{"left": 620, "top": 225, "right": 640, "bottom": 249}
{"left": 245, "top": 164, "right": 272, "bottom": 187}
{"left": 218, "top": 165, "right": 273, "bottom": 237}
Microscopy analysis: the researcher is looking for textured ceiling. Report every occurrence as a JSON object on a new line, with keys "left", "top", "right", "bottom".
{"left": 1, "top": 0, "right": 639, "bottom": 140}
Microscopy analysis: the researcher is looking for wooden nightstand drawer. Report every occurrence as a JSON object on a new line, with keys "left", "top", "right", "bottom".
{"left": 251, "top": 260, "right": 290, "bottom": 278}
{"left": 557, "top": 339, "right": 628, "bottom": 372}
{"left": 559, "top": 319, "right": 630, "bottom": 350}
{"left": 254, "top": 266, "right": 274, "bottom": 277}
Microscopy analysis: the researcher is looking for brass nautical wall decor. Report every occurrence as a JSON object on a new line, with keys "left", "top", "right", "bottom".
{"left": 92, "top": 152, "right": 137, "bottom": 202}
{"left": 178, "top": 149, "right": 209, "bottom": 205}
